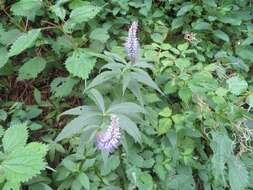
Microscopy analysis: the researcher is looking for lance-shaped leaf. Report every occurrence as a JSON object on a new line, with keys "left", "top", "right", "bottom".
{"left": 88, "top": 89, "right": 105, "bottom": 113}
{"left": 107, "top": 102, "right": 145, "bottom": 115}
{"left": 55, "top": 113, "right": 101, "bottom": 142}
{"left": 118, "top": 114, "right": 141, "bottom": 143}
{"left": 130, "top": 70, "right": 162, "bottom": 93}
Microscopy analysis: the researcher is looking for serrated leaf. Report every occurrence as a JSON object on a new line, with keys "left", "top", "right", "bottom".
{"left": 18, "top": 57, "right": 46, "bottom": 80}
{"left": 90, "top": 28, "right": 109, "bottom": 43}
{"left": 8, "top": 29, "right": 41, "bottom": 57}
{"left": 211, "top": 132, "right": 234, "bottom": 184}
{"left": 64, "top": 4, "right": 101, "bottom": 31}
{"left": 65, "top": 49, "right": 96, "bottom": 80}
{"left": 50, "top": 77, "right": 79, "bottom": 98}
{"left": 118, "top": 114, "right": 141, "bottom": 143}
{"left": 228, "top": 157, "right": 249, "bottom": 190}
{"left": 68, "top": 5, "right": 101, "bottom": 24}
{"left": 3, "top": 123, "right": 28, "bottom": 153}
{"left": 11, "top": 0, "right": 42, "bottom": 20}
{"left": 2, "top": 142, "right": 47, "bottom": 183}
{"left": 226, "top": 76, "right": 248, "bottom": 95}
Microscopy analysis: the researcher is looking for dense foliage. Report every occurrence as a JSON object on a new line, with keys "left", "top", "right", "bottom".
{"left": 0, "top": 0, "right": 253, "bottom": 189}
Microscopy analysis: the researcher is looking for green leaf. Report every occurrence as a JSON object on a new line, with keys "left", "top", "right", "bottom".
{"left": 18, "top": 57, "right": 46, "bottom": 80}
{"left": 228, "top": 157, "right": 249, "bottom": 190}
{"left": 65, "top": 49, "right": 96, "bottom": 80}
{"left": 11, "top": 0, "right": 42, "bottom": 20}
{"left": 236, "top": 45, "right": 253, "bottom": 62}
{"left": 0, "top": 47, "right": 9, "bottom": 69}
{"left": 226, "top": 76, "right": 248, "bottom": 95}
{"left": 101, "top": 155, "right": 120, "bottom": 176}
{"left": 2, "top": 142, "right": 48, "bottom": 183}
{"left": 177, "top": 4, "right": 194, "bottom": 16}
{"left": 130, "top": 70, "right": 162, "bottom": 93}
{"left": 85, "top": 71, "right": 118, "bottom": 91}
{"left": 171, "top": 17, "right": 184, "bottom": 30}
{"left": 178, "top": 87, "right": 192, "bottom": 103}
{"left": 0, "top": 109, "right": 7, "bottom": 121}
{"left": 78, "top": 172, "right": 90, "bottom": 190}
{"left": 8, "top": 29, "right": 41, "bottom": 57}
{"left": 64, "top": 4, "right": 101, "bottom": 31}
{"left": 168, "top": 174, "right": 195, "bottom": 190}
{"left": 188, "top": 72, "right": 218, "bottom": 93}
{"left": 88, "top": 89, "right": 105, "bottom": 113}
{"left": 118, "top": 114, "right": 141, "bottom": 143}
{"left": 214, "top": 30, "right": 230, "bottom": 42}
{"left": 69, "top": 5, "right": 101, "bottom": 24}
{"left": 246, "top": 94, "right": 253, "bottom": 108}
{"left": 55, "top": 113, "right": 101, "bottom": 142}
{"left": 157, "top": 118, "right": 172, "bottom": 135}
{"left": 107, "top": 102, "right": 145, "bottom": 115}
{"left": 50, "top": 77, "right": 79, "bottom": 98}
{"left": 192, "top": 21, "right": 211, "bottom": 30}
{"left": 90, "top": 28, "right": 109, "bottom": 43}
{"left": 175, "top": 58, "right": 191, "bottom": 70}
{"left": 159, "top": 107, "right": 172, "bottom": 117}
{"left": 211, "top": 132, "right": 234, "bottom": 184}
{"left": 3, "top": 123, "right": 28, "bottom": 153}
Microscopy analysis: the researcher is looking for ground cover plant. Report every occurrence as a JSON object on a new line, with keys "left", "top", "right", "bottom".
{"left": 0, "top": 0, "right": 253, "bottom": 189}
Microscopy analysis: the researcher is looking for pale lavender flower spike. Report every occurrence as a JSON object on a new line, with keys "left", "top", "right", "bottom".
{"left": 96, "top": 115, "right": 121, "bottom": 153}
{"left": 125, "top": 21, "right": 139, "bottom": 63}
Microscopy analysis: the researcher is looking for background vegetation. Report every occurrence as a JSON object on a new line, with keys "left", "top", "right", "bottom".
{"left": 0, "top": 0, "right": 253, "bottom": 189}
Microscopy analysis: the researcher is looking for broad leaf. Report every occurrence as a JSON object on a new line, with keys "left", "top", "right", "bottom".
{"left": 2, "top": 142, "right": 48, "bottom": 183}
{"left": 65, "top": 49, "right": 96, "bottom": 80}
{"left": 18, "top": 57, "right": 46, "bottom": 80}
{"left": 8, "top": 29, "right": 41, "bottom": 57}
{"left": 3, "top": 123, "right": 28, "bottom": 153}
{"left": 11, "top": 0, "right": 42, "bottom": 20}
{"left": 211, "top": 132, "right": 234, "bottom": 184}
{"left": 50, "top": 77, "right": 79, "bottom": 98}
{"left": 226, "top": 76, "right": 248, "bottom": 95}
{"left": 228, "top": 157, "right": 249, "bottom": 190}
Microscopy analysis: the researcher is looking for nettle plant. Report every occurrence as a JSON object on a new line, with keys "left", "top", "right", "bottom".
{"left": 0, "top": 123, "right": 47, "bottom": 190}
{"left": 56, "top": 21, "right": 159, "bottom": 157}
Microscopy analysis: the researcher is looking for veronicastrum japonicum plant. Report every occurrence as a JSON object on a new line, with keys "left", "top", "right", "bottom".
{"left": 84, "top": 21, "right": 162, "bottom": 105}
{"left": 55, "top": 88, "right": 145, "bottom": 156}
{"left": 56, "top": 21, "right": 162, "bottom": 156}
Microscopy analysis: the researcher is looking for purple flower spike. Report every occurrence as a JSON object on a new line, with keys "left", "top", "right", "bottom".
{"left": 125, "top": 21, "right": 139, "bottom": 63}
{"left": 96, "top": 115, "right": 121, "bottom": 153}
